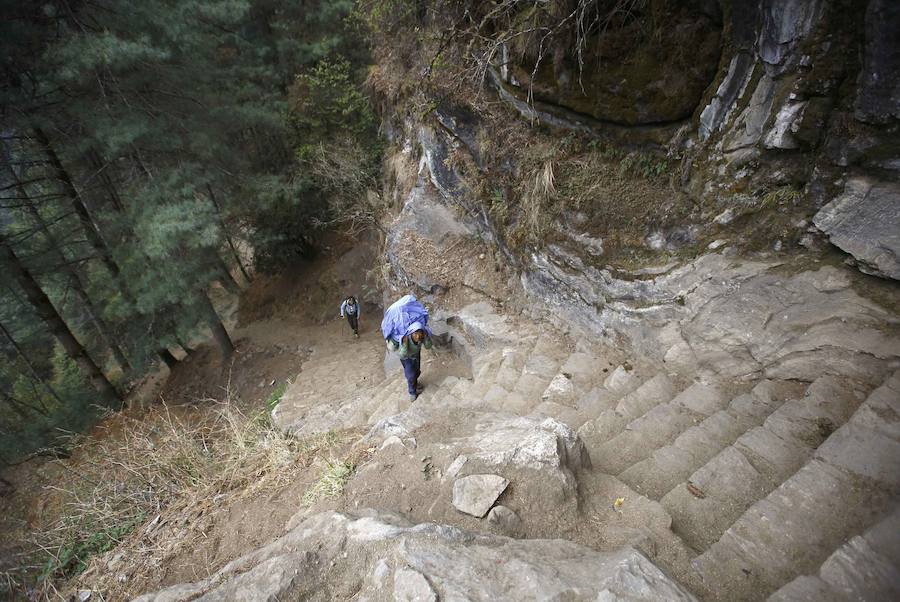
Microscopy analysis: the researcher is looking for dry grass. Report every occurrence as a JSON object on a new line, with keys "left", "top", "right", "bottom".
{"left": 4, "top": 394, "right": 357, "bottom": 601}
{"left": 522, "top": 160, "right": 557, "bottom": 238}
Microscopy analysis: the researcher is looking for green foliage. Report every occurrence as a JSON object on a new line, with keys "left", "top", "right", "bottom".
{"left": 243, "top": 174, "right": 321, "bottom": 272}
{"left": 39, "top": 514, "right": 145, "bottom": 581}
{"left": 617, "top": 151, "right": 668, "bottom": 180}
{"left": 0, "top": 0, "right": 377, "bottom": 463}
{"left": 265, "top": 381, "right": 289, "bottom": 412}
{"left": 291, "top": 57, "right": 377, "bottom": 161}
{"left": 0, "top": 345, "right": 102, "bottom": 462}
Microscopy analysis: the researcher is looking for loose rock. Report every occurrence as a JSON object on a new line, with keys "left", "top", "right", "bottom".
{"left": 452, "top": 474, "right": 509, "bottom": 518}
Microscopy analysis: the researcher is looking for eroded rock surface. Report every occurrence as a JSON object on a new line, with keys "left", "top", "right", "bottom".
{"left": 135, "top": 510, "right": 697, "bottom": 602}
{"left": 813, "top": 178, "right": 900, "bottom": 281}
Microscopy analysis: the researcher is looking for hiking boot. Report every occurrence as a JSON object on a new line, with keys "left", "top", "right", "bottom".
{"left": 409, "top": 393, "right": 418, "bottom": 402}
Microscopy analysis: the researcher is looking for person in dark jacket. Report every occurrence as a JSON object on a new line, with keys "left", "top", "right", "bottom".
{"left": 386, "top": 322, "right": 432, "bottom": 401}
{"left": 340, "top": 296, "right": 360, "bottom": 337}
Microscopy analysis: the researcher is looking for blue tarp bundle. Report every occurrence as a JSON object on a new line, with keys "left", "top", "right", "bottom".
{"left": 381, "top": 295, "right": 430, "bottom": 342}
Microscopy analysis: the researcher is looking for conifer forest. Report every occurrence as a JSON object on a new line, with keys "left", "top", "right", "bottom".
{"left": 0, "top": 0, "right": 375, "bottom": 461}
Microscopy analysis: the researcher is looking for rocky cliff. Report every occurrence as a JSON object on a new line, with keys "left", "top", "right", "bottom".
{"left": 378, "top": 0, "right": 900, "bottom": 374}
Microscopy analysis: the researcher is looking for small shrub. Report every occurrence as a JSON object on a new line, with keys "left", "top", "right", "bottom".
{"left": 265, "top": 381, "right": 289, "bottom": 413}
{"left": 760, "top": 185, "right": 802, "bottom": 207}
{"left": 301, "top": 458, "right": 354, "bottom": 505}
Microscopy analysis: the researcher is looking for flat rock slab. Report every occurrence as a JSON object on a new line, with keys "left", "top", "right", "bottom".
{"left": 134, "top": 510, "right": 698, "bottom": 602}
{"left": 452, "top": 474, "right": 509, "bottom": 517}
{"left": 814, "top": 177, "right": 900, "bottom": 281}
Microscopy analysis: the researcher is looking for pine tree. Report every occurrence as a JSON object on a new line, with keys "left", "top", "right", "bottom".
{"left": 0, "top": 240, "right": 120, "bottom": 406}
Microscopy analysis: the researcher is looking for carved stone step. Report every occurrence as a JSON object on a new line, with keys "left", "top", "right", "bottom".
{"left": 768, "top": 509, "right": 900, "bottom": 601}
{"left": 692, "top": 372, "right": 900, "bottom": 600}
{"left": 577, "top": 374, "right": 677, "bottom": 455}
{"left": 591, "top": 383, "right": 725, "bottom": 475}
{"left": 662, "top": 377, "right": 863, "bottom": 551}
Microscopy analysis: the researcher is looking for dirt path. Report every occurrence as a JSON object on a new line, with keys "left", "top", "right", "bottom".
{"left": 0, "top": 232, "right": 387, "bottom": 598}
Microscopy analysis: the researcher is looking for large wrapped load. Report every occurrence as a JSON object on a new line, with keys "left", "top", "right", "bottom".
{"left": 381, "top": 295, "right": 430, "bottom": 342}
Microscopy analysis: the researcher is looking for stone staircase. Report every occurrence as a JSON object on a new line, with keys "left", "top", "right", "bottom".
{"left": 353, "top": 302, "right": 899, "bottom": 601}
{"left": 242, "top": 300, "right": 900, "bottom": 602}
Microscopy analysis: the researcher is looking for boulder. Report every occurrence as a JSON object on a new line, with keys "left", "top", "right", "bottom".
{"left": 463, "top": 416, "right": 591, "bottom": 476}
{"left": 134, "top": 510, "right": 698, "bottom": 602}
{"left": 452, "top": 474, "right": 509, "bottom": 518}
{"left": 813, "top": 178, "right": 900, "bottom": 281}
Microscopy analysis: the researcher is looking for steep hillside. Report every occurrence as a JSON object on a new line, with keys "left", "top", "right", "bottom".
{"left": 12, "top": 1, "right": 899, "bottom": 601}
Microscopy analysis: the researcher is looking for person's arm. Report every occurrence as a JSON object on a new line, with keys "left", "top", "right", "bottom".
{"left": 340, "top": 300, "right": 346, "bottom": 317}
{"left": 423, "top": 336, "right": 433, "bottom": 350}
{"left": 386, "top": 338, "right": 400, "bottom": 351}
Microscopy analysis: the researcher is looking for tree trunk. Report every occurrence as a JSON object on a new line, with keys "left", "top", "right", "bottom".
{"left": 207, "top": 183, "right": 251, "bottom": 281}
{"left": 212, "top": 251, "right": 242, "bottom": 294}
{"left": 0, "top": 241, "right": 121, "bottom": 406}
{"left": 6, "top": 156, "right": 131, "bottom": 372}
{"left": 0, "top": 321, "right": 58, "bottom": 409}
{"left": 87, "top": 147, "right": 125, "bottom": 213}
{"left": 32, "top": 127, "right": 123, "bottom": 279}
{"left": 196, "top": 291, "right": 234, "bottom": 357}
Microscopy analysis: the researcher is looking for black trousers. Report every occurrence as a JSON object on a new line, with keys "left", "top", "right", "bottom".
{"left": 346, "top": 313, "right": 358, "bottom": 333}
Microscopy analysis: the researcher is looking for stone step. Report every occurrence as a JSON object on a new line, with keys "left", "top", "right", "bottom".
{"left": 512, "top": 353, "right": 561, "bottom": 400}
{"left": 603, "top": 365, "right": 642, "bottom": 396}
{"left": 493, "top": 348, "right": 527, "bottom": 391}
{"left": 577, "top": 373, "right": 677, "bottom": 456}
{"left": 662, "top": 377, "right": 863, "bottom": 552}
{"left": 572, "top": 387, "right": 618, "bottom": 424}
{"left": 559, "top": 352, "right": 602, "bottom": 392}
{"left": 591, "top": 383, "right": 726, "bottom": 475}
{"left": 468, "top": 350, "right": 504, "bottom": 399}
{"left": 769, "top": 508, "right": 900, "bottom": 602}
{"left": 691, "top": 372, "right": 900, "bottom": 600}
{"left": 618, "top": 380, "right": 790, "bottom": 499}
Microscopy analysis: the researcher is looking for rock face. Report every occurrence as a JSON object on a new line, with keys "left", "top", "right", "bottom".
{"left": 500, "top": 2, "right": 721, "bottom": 126}
{"left": 134, "top": 510, "right": 697, "bottom": 602}
{"left": 451, "top": 474, "right": 509, "bottom": 518}
{"left": 524, "top": 254, "right": 900, "bottom": 383}
{"left": 855, "top": 0, "right": 900, "bottom": 123}
{"left": 813, "top": 178, "right": 900, "bottom": 280}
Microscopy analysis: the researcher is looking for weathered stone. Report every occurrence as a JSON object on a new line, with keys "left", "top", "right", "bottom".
{"left": 763, "top": 100, "right": 807, "bottom": 149}
{"left": 813, "top": 178, "right": 900, "bottom": 281}
{"left": 541, "top": 372, "right": 576, "bottom": 405}
{"left": 444, "top": 455, "right": 467, "bottom": 480}
{"left": 380, "top": 435, "right": 405, "bottom": 451}
{"left": 135, "top": 511, "right": 698, "bottom": 602}
{"left": 758, "top": 0, "right": 824, "bottom": 70}
{"left": 464, "top": 416, "right": 591, "bottom": 476}
{"left": 452, "top": 474, "right": 509, "bottom": 518}
{"left": 723, "top": 74, "right": 776, "bottom": 152}
{"left": 700, "top": 52, "right": 755, "bottom": 138}
{"left": 603, "top": 366, "right": 640, "bottom": 395}
{"left": 393, "top": 567, "right": 437, "bottom": 602}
